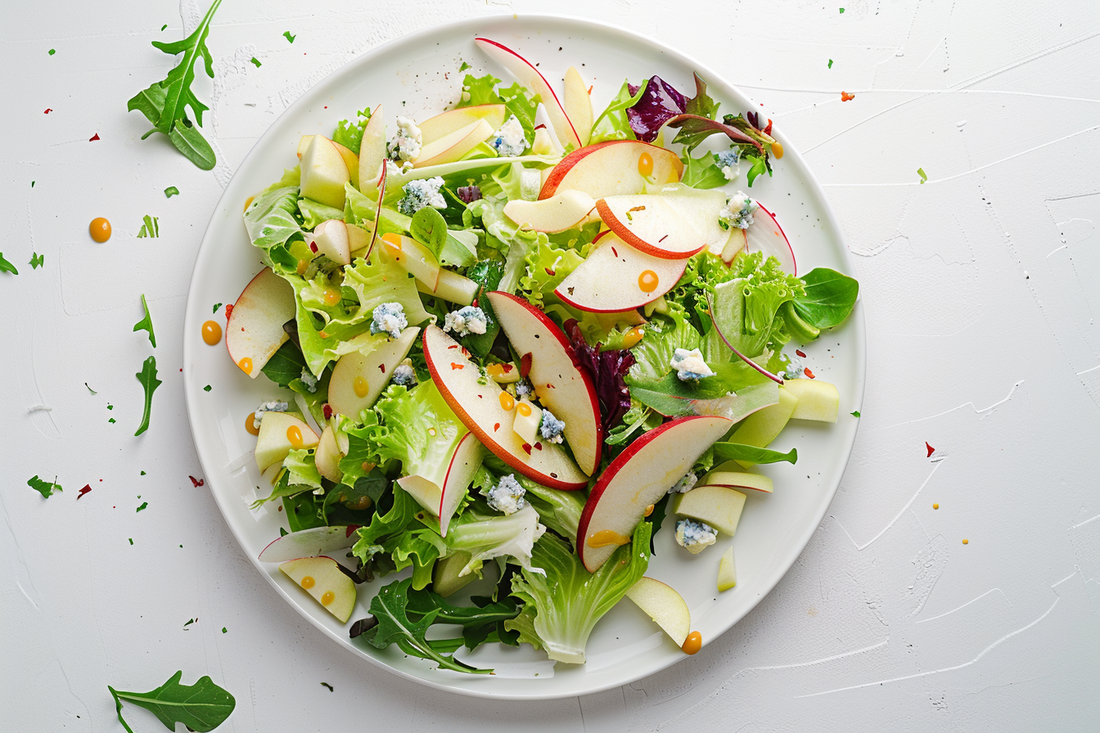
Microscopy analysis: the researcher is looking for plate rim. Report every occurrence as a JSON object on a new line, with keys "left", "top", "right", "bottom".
{"left": 183, "top": 11, "right": 866, "bottom": 701}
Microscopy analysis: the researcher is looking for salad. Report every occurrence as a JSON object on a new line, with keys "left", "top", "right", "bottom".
{"left": 226, "top": 37, "right": 859, "bottom": 673}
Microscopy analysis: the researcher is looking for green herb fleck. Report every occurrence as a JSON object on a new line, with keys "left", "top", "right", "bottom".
{"left": 459, "top": 61, "right": 471, "bottom": 71}
{"left": 250, "top": 57, "right": 261, "bottom": 68}
{"left": 164, "top": 186, "right": 179, "bottom": 198}
{"left": 184, "top": 618, "right": 196, "bottom": 628}
{"left": 30, "top": 252, "right": 44, "bottom": 269}
{"left": 129, "top": 538, "right": 134, "bottom": 545}
{"left": 137, "top": 215, "right": 159, "bottom": 238}
{"left": 133, "top": 294, "right": 156, "bottom": 347}
{"left": 0, "top": 253, "right": 18, "bottom": 275}
{"left": 109, "top": 418, "right": 116, "bottom": 424}
{"left": 917, "top": 167, "right": 928, "bottom": 184}
{"left": 828, "top": 59, "right": 834, "bottom": 69}
{"left": 136, "top": 502, "right": 148, "bottom": 512}
{"left": 85, "top": 383, "right": 97, "bottom": 395}
{"left": 320, "top": 682, "right": 334, "bottom": 692}
{"left": 212, "top": 303, "right": 222, "bottom": 314}
{"left": 204, "top": 385, "right": 212, "bottom": 392}
{"left": 839, "top": 7, "right": 845, "bottom": 13}
{"left": 283, "top": 31, "right": 296, "bottom": 43}
{"left": 126, "top": 0, "right": 223, "bottom": 170}
{"left": 134, "top": 356, "right": 162, "bottom": 436}
{"left": 161, "top": 24, "right": 168, "bottom": 31}
{"left": 107, "top": 404, "right": 114, "bottom": 410}
{"left": 108, "top": 670, "right": 235, "bottom": 733}
{"left": 221, "top": 627, "right": 227, "bottom": 634}
{"left": 48, "top": 48, "right": 56, "bottom": 56}
{"left": 141, "top": 470, "right": 147, "bottom": 476}
{"left": 31, "top": 181, "right": 35, "bottom": 188}
{"left": 851, "top": 410, "right": 861, "bottom": 417}
{"left": 28, "top": 475, "right": 62, "bottom": 498}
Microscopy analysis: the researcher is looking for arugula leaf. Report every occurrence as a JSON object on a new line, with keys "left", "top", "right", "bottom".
{"left": 108, "top": 670, "right": 235, "bottom": 733}
{"left": 712, "top": 442, "right": 798, "bottom": 465}
{"left": 0, "top": 252, "right": 18, "bottom": 275}
{"left": 790, "top": 268, "right": 860, "bottom": 330}
{"left": 134, "top": 356, "right": 162, "bottom": 436}
{"left": 133, "top": 294, "right": 156, "bottom": 347}
{"left": 627, "top": 362, "right": 778, "bottom": 421}
{"left": 126, "top": 0, "right": 222, "bottom": 170}
{"left": 30, "top": 252, "right": 44, "bottom": 269}
{"left": 28, "top": 475, "right": 62, "bottom": 498}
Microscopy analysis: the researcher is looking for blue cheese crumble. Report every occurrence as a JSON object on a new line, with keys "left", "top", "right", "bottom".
{"left": 669, "top": 471, "right": 698, "bottom": 494}
{"left": 387, "top": 116, "right": 422, "bottom": 163}
{"left": 675, "top": 518, "right": 718, "bottom": 554}
{"left": 443, "top": 306, "right": 488, "bottom": 336}
{"left": 671, "top": 348, "right": 715, "bottom": 382}
{"left": 717, "top": 149, "right": 740, "bottom": 181}
{"left": 253, "top": 400, "right": 289, "bottom": 430}
{"left": 392, "top": 358, "right": 417, "bottom": 387}
{"left": 515, "top": 379, "right": 534, "bottom": 398}
{"left": 490, "top": 114, "right": 528, "bottom": 157}
{"left": 298, "top": 368, "right": 318, "bottom": 393}
{"left": 718, "top": 191, "right": 759, "bottom": 231}
{"left": 485, "top": 473, "right": 527, "bottom": 515}
{"left": 370, "top": 302, "right": 407, "bottom": 340}
{"left": 538, "top": 409, "right": 566, "bottom": 444}
{"left": 398, "top": 176, "right": 446, "bottom": 216}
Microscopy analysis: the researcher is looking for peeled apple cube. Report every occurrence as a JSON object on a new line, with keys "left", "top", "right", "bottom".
{"left": 670, "top": 485, "right": 747, "bottom": 536}
{"left": 717, "top": 546, "right": 737, "bottom": 592}
{"left": 512, "top": 399, "right": 542, "bottom": 445}
{"left": 783, "top": 379, "right": 840, "bottom": 422}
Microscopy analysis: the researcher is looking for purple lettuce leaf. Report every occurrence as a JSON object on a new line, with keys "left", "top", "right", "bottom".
{"left": 563, "top": 319, "right": 635, "bottom": 433}
{"left": 626, "top": 73, "right": 720, "bottom": 144}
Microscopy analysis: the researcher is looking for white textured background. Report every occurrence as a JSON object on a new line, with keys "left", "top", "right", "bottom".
{"left": 4, "top": 0, "right": 1100, "bottom": 730}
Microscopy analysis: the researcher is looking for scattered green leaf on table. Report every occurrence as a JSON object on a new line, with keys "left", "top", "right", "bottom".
{"left": 711, "top": 442, "right": 798, "bottom": 465}
{"left": 137, "top": 215, "right": 160, "bottom": 238}
{"left": 108, "top": 670, "right": 235, "bottom": 733}
{"left": 917, "top": 167, "right": 927, "bottom": 184}
{"left": 164, "top": 186, "right": 180, "bottom": 198}
{"left": 30, "top": 252, "right": 44, "bottom": 269}
{"left": 283, "top": 31, "right": 296, "bottom": 43}
{"left": 133, "top": 294, "right": 156, "bottom": 347}
{"left": 134, "top": 356, "right": 162, "bottom": 436}
{"left": 250, "top": 57, "right": 261, "bottom": 68}
{"left": 0, "top": 253, "right": 17, "bottom": 275}
{"left": 28, "top": 475, "right": 62, "bottom": 498}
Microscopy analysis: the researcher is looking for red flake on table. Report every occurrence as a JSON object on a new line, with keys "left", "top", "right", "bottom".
{"left": 345, "top": 525, "right": 361, "bottom": 538}
{"left": 77, "top": 484, "right": 92, "bottom": 499}
{"left": 840, "top": 92, "right": 855, "bottom": 102}
{"left": 189, "top": 475, "right": 205, "bottom": 487}
{"left": 925, "top": 442, "right": 935, "bottom": 457}
{"left": 520, "top": 352, "right": 532, "bottom": 378}
{"left": 796, "top": 349, "right": 807, "bottom": 358}
{"left": 89, "top": 133, "right": 100, "bottom": 141}
{"left": 322, "top": 404, "right": 333, "bottom": 420}
{"left": 521, "top": 443, "right": 532, "bottom": 455}
{"left": 44, "top": 108, "right": 52, "bottom": 114}
{"left": 450, "top": 362, "right": 464, "bottom": 370}
{"left": 803, "top": 367, "right": 815, "bottom": 379}
{"left": 378, "top": 364, "right": 386, "bottom": 373}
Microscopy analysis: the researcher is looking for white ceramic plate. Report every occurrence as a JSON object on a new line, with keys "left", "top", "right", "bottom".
{"left": 183, "top": 14, "right": 865, "bottom": 700}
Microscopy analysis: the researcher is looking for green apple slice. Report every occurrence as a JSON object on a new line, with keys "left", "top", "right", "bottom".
{"left": 300, "top": 135, "right": 350, "bottom": 210}
{"left": 727, "top": 386, "right": 799, "bottom": 467}
{"left": 254, "top": 412, "right": 319, "bottom": 473}
{"left": 698, "top": 465, "right": 774, "bottom": 494}
{"left": 718, "top": 546, "right": 737, "bottom": 592}
{"left": 670, "top": 485, "right": 747, "bottom": 536}
{"left": 783, "top": 378, "right": 840, "bottom": 422}
{"left": 314, "top": 425, "right": 344, "bottom": 483}
{"left": 279, "top": 556, "right": 356, "bottom": 623}
{"left": 625, "top": 577, "right": 691, "bottom": 647}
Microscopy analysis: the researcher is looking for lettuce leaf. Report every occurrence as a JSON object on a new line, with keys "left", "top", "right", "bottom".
{"left": 243, "top": 167, "right": 303, "bottom": 262}
{"left": 366, "top": 382, "right": 468, "bottom": 491}
{"left": 589, "top": 79, "right": 646, "bottom": 144}
{"left": 710, "top": 251, "right": 805, "bottom": 358}
{"left": 298, "top": 197, "right": 345, "bottom": 230}
{"left": 283, "top": 448, "right": 323, "bottom": 491}
{"left": 333, "top": 107, "right": 371, "bottom": 155}
{"left": 626, "top": 360, "right": 778, "bottom": 421}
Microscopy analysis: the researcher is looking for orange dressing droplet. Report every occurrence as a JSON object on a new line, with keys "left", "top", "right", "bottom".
{"left": 243, "top": 195, "right": 256, "bottom": 213}
{"left": 638, "top": 151, "right": 654, "bottom": 177}
{"left": 320, "top": 591, "right": 335, "bottom": 606}
{"left": 89, "top": 217, "right": 112, "bottom": 243}
{"left": 323, "top": 289, "right": 341, "bottom": 306}
{"left": 238, "top": 357, "right": 253, "bottom": 375}
{"left": 682, "top": 631, "right": 703, "bottom": 655}
{"left": 771, "top": 141, "right": 785, "bottom": 159}
{"left": 638, "top": 270, "right": 659, "bottom": 293}
{"left": 932, "top": 503, "right": 939, "bottom": 510}
{"left": 287, "top": 425, "right": 304, "bottom": 449}
{"left": 300, "top": 576, "right": 316, "bottom": 589}
{"left": 643, "top": 504, "right": 655, "bottom": 517}
{"left": 201, "top": 320, "right": 222, "bottom": 345}
{"left": 516, "top": 401, "right": 532, "bottom": 417}
{"left": 962, "top": 538, "right": 969, "bottom": 545}
{"left": 353, "top": 376, "right": 370, "bottom": 398}
{"left": 245, "top": 413, "right": 260, "bottom": 436}
{"left": 623, "top": 326, "right": 645, "bottom": 348}
{"left": 587, "top": 530, "right": 630, "bottom": 549}
{"left": 499, "top": 392, "right": 516, "bottom": 411}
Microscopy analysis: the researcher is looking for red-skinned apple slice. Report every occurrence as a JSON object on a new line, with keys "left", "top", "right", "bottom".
{"left": 577, "top": 415, "right": 732, "bottom": 571}
{"left": 655, "top": 185, "right": 731, "bottom": 255}
{"left": 503, "top": 190, "right": 597, "bottom": 233}
{"left": 555, "top": 230, "right": 686, "bottom": 313}
{"left": 414, "top": 118, "right": 494, "bottom": 168}
{"left": 397, "top": 432, "right": 485, "bottom": 536}
{"left": 596, "top": 196, "right": 706, "bottom": 259}
{"left": 311, "top": 219, "right": 351, "bottom": 266}
{"left": 258, "top": 526, "right": 353, "bottom": 563}
{"left": 698, "top": 463, "right": 774, "bottom": 493}
{"left": 226, "top": 267, "right": 296, "bottom": 378}
{"left": 475, "top": 37, "right": 582, "bottom": 150}
{"left": 419, "top": 104, "right": 506, "bottom": 145}
{"left": 745, "top": 203, "right": 796, "bottom": 275}
{"left": 563, "top": 66, "right": 592, "bottom": 147}
{"left": 485, "top": 291, "right": 602, "bottom": 475}
{"left": 539, "top": 140, "right": 682, "bottom": 200}
{"left": 358, "top": 104, "right": 386, "bottom": 195}
{"left": 422, "top": 325, "right": 588, "bottom": 490}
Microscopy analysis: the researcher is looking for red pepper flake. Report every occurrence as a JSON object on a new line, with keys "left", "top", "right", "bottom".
{"left": 840, "top": 92, "right": 855, "bottom": 102}
{"left": 461, "top": 347, "right": 470, "bottom": 358}
{"left": 224, "top": 304, "right": 234, "bottom": 320}
{"left": 345, "top": 524, "right": 361, "bottom": 538}
{"left": 545, "top": 268, "right": 556, "bottom": 276}
{"left": 500, "top": 363, "right": 513, "bottom": 373}
{"left": 450, "top": 362, "right": 464, "bottom": 370}
{"left": 493, "top": 422, "right": 500, "bottom": 432}
{"left": 587, "top": 85, "right": 593, "bottom": 95}
{"left": 89, "top": 133, "right": 100, "bottom": 141}
{"left": 764, "top": 118, "right": 773, "bottom": 135}
{"left": 550, "top": 472, "right": 558, "bottom": 479}
{"left": 77, "top": 484, "right": 92, "bottom": 499}
{"left": 796, "top": 349, "right": 807, "bottom": 358}
{"left": 189, "top": 475, "right": 205, "bottom": 487}
{"left": 447, "top": 344, "right": 458, "bottom": 350}
{"left": 534, "top": 442, "right": 543, "bottom": 451}
{"left": 658, "top": 235, "right": 668, "bottom": 243}
{"left": 925, "top": 442, "right": 935, "bottom": 458}
{"left": 534, "top": 123, "right": 546, "bottom": 131}
{"left": 546, "top": 382, "right": 556, "bottom": 389}
{"left": 611, "top": 247, "right": 618, "bottom": 257}
{"left": 322, "top": 403, "right": 333, "bottom": 420}
{"left": 803, "top": 367, "right": 815, "bottom": 379}
{"left": 44, "top": 108, "right": 52, "bottom": 114}
{"left": 309, "top": 241, "right": 318, "bottom": 253}
{"left": 378, "top": 364, "right": 386, "bottom": 374}
{"left": 521, "top": 443, "right": 532, "bottom": 455}
{"left": 520, "top": 352, "right": 533, "bottom": 378}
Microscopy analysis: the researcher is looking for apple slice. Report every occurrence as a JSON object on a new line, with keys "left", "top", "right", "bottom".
{"left": 226, "top": 267, "right": 296, "bottom": 378}
{"left": 414, "top": 268, "right": 478, "bottom": 305}
{"left": 721, "top": 227, "right": 747, "bottom": 264}
{"left": 419, "top": 104, "right": 506, "bottom": 145}
{"left": 783, "top": 379, "right": 839, "bottom": 422}
{"left": 718, "top": 546, "right": 737, "bottom": 592}
{"left": 625, "top": 577, "right": 691, "bottom": 647}
{"left": 254, "top": 412, "right": 319, "bottom": 473}
{"left": 475, "top": 37, "right": 582, "bottom": 150}
{"left": 312, "top": 219, "right": 352, "bottom": 266}
{"left": 745, "top": 203, "right": 796, "bottom": 275}
{"left": 328, "top": 327, "right": 420, "bottom": 419}
{"left": 414, "top": 118, "right": 494, "bottom": 168}
{"left": 315, "top": 425, "right": 344, "bottom": 483}
{"left": 486, "top": 292, "right": 603, "bottom": 476}
{"left": 539, "top": 140, "right": 683, "bottom": 200}
{"left": 300, "top": 135, "right": 350, "bottom": 210}
{"left": 503, "top": 190, "right": 597, "bottom": 233}
{"left": 297, "top": 136, "right": 359, "bottom": 187}
{"left": 279, "top": 556, "right": 356, "bottom": 623}
{"left": 259, "top": 526, "right": 353, "bottom": 563}
{"left": 347, "top": 223, "right": 372, "bottom": 258}
{"left": 656, "top": 185, "right": 732, "bottom": 255}
{"left": 398, "top": 432, "right": 485, "bottom": 536}
{"left": 379, "top": 233, "right": 440, "bottom": 290}
{"left": 358, "top": 104, "right": 386, "bottom": 195}
{"left": 670, "top": 485, "right": 747, "bottom": 536}
{"left": 699, "top": 465, "right": 774, "bottom": 493}
{"left": 563, "top": 66, "right": 592, "bottom": 147}
{"left": 728, "top": 387, "right": 798, "bottom": 467}
{"left": 555, "top": 230, "right": 686, "bottom": 313}
{"left": 597, "top": 196, "right": 706, "bottom": 259}
{"left": 422, "top": 325, "right": 588, "bottom": 490}
{"left": 577, "top": 416, "right": 732, "bottom": 571}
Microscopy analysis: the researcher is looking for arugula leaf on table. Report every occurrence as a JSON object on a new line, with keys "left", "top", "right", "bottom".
{"left": 0, "top": 252, "right": 18, "bottom": 275}
{"left": 28, "top": 475, "right": 62, "bottom": 498}
{"left": 30, "top": 252, "right": 45, "bottom": 269}
{"left": 126, "top": 0, "right": 223, "bottom": 170}
{"left": 134, "top": 356, "right": 162, "bottom": 436}
{"left": 164, "top": 186, "right": 180, "bottom": 198}
{"left": 133, "top": 294, "right": 156, "bottom": 347}
{"left": 108, "top": 670, "right": 235, "bottom": 733}
{"left": 712, "top": 442, "right": 798, "bottom": 465}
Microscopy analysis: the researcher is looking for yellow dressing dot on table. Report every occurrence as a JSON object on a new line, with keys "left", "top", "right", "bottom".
{"left": 201, "top": 320, "right": 222, "bottom": 345}
{"left": 962, "top": 539, "right": 969, "bottom": 545}
{"left": 932, "top": 503, "right": 939, "bottom": 510}
{"left": 681, "top": 631, "right": 703, "bottom": 655}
